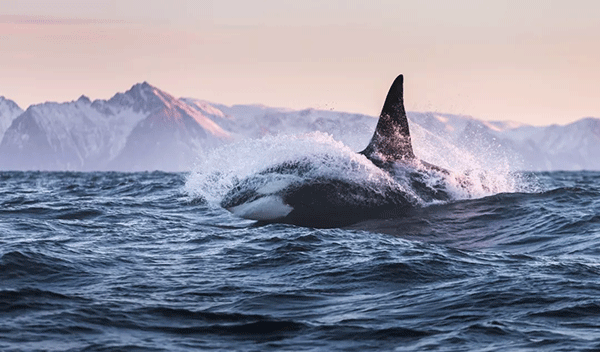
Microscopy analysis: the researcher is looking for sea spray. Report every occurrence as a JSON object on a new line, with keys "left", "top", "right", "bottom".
{"left": 186, "top": 131, "right": 540, "bottom": 210}
{"left": 186, "top": 132, "right": 398, "bottom": 204}
{"left": 410, "top": 122, "right": 542, "bottom": 199}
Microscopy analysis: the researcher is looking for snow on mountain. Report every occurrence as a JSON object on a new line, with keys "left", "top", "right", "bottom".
{"left": 505, "top": 117, "right": 600, "bottom": 170}
{"left": 0, "top": 83, "right": 230, "bottom": 171}
{"left": 406, "top": 112, "right": 600, "bottom": 171}
{"left": 0, "top": 96, "right": 24, "bottom": 140}
{"left": 108, "top": 86, "right": 231, "bottom": 172}
{"left": 181, "top": 98, "right": 377, "bottom": 151}
{"left": 0, "top": 83, "right": 597, "bottom": 172}
{"left": 0, "top": 92, "right": 147, "bottom": 171}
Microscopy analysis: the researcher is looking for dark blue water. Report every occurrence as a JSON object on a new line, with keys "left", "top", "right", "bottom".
{"left": 2, "top": 171, "right": 600, "bottom": 351}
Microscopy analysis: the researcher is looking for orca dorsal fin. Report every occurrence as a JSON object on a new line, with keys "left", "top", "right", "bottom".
{"left": 361, "top": 74, "right": 415, "bottom": 166}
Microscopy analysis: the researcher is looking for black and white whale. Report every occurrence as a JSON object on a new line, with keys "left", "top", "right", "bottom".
{"left": 221, "top": 75, "right": 458, "bottom": 227}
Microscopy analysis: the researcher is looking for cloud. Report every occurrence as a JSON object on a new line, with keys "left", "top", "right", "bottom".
{"left": 0, "top": 15, "right": 126, "bottom": 25}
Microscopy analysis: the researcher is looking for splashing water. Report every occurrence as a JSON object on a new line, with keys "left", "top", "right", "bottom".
{"left": 186, "top": 131, "right": 540, "bottom": 208}
{"left": 409, "top": 123, "right": 542, "bottom": 199}
{"left": 185, "top": 132, "right": 392, "bottom": 202}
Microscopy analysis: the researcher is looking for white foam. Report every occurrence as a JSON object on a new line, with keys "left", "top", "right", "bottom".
{"left": 185, "top": 130, "right": 539, "bottom": 209}
{"left": 185, "top": 132, "right": 395, "bottom": 204}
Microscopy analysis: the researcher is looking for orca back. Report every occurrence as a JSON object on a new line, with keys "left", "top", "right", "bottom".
{"left": 361, "top": 74, "right": 415, "bottom": 165}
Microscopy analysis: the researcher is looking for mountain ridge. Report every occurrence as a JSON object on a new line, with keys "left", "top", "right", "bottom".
{"left": 0, "top": 96, "right": 24, "bottom": 140}
{"left": 0, "top": 84, "right": 598, "bottom": 171}
{"left": 0, "top": 83, "right": 231, "bottom": 171}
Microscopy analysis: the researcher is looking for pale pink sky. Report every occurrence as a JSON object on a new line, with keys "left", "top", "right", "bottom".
{"left": 1, "top": 0, "right": 599, "bottom": 125}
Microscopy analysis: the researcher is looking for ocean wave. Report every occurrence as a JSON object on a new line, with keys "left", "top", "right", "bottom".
{"left": 2, "top": 171, "right": 600, "bottom": 351}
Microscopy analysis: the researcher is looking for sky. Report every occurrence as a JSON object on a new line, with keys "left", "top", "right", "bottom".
{"left": 0, "top": 0, "right": 599, "bottom": 126}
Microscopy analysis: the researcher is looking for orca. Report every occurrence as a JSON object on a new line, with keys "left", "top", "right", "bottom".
{"left": 221, "top": 74, "right": 452, "bottom": 227}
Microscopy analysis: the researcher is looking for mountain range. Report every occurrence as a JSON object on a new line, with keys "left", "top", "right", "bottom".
{"left": 0, "top": 83, "right": 598, "bottom": 171}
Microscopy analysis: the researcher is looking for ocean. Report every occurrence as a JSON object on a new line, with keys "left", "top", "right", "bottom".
{"left": 1, "top": 168, "right": 600, "bottom": 351}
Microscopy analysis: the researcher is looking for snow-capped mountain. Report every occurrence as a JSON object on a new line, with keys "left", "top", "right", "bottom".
{"left": 406, "top": 112, "right": 600, "bottom": 171}
{"left": 181, "top": 98, "right": 376, "bottom": 150}
{"left": 0, "top": 83, "right": 231, "bottom": 171}
{"left": 0, "top": 83, "right": 597, "bottom": 171}
{"left": 0, "top": 94, "right": 146, "bottom": 171}
{"left": 502, "top": 117, "right": 600, "bottom": 170}
{"left": 108, "top": 85, "right": 231, "bottom": 171}
{"left": 0, "top": 96, "right": 23, "bottom": 139}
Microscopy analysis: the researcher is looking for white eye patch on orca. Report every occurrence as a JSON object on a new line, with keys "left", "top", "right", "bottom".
{"left": 227, "top": 195, "right": 293, "bottom": 221}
